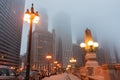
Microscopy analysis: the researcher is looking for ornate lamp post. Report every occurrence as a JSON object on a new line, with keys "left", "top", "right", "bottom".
{"left": 24, "top": 3, "right": 39, "bottom": 80}
{"left": 46, "top": 54, "right": 52, "bottom": 76}
{"left": 53, "top": 61, "right": 58, "bottom": 72}
{"left": 69, "top": 57, "right": 77, "bottom": 65}
{"left": 79, "top": 28, "right": 103, "bottom": 80}
{"left": 54, "top": 63, "right": 62, "bottom": 73}
{"left": 69, "top": 57, "right": 77, "bottom": 73}
{"left": 80, "top": 40, "right": 99, "bottom": 76}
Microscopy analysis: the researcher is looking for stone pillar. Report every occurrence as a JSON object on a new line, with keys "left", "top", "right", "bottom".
{"left": 85, "top": 52, "right": 98, "bottom": 67}
{"left": 85, "top": 52, "right": 99, "bottom": 76}
{"left": 83, "top": 52, "right": 105, "bottom": 80}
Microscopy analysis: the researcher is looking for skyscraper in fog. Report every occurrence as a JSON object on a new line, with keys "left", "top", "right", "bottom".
{"left": 31, "top": 9, "right": 55, "bottom": 70}
{"left": 0, "top": 0, "right": 25, "bottom": 67}
{"left": 72, "top": 44, "right": 84, "bottom": 67}
{"left": 76, "top": 39, "right": 86, "bottom": 66}
{"left": 53, "top": 13, "right": 73, "bottom": 67}
{"left": 94, "top": 39, "right": 113, "bottom": 65}
{"left": 96, "top": 48, "right": 106, "bottom": 65}
{"left": 113, "top": 45, "right": 119, "bottom": 63}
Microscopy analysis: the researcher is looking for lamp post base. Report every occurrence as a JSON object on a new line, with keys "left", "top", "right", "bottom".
{"left": 80, "top": 53, "right": 104, "bottom": 80}
{"left": 85, "top": 53, "right": 99, "bottom": 67}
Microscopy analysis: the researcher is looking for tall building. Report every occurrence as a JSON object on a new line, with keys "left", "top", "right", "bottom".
{"left": 100, "top": 41, "right": 112, "bottom": 64}
{"left": 72, "top": 44, "right": 84, "bottom": 67}
{"left": 0, "top": 1, "right": 25, "bottom": 68}
{"left": 76, "top": 39, "right": 86, "bottom": 66}
{"left": 96, "top": 48, "right": 106, "bottom": 65}
{"left": 31, "top": 9, "right": 55, "bottom": 70}
{"left": 35, "top": 8, "right": 48, "bottom": 32}
{"left": 56, "top": 38, "right": 62, "bottom": 64}
{"left": 113, "top": 46, "right": 119, "bottom": 63}
{"left": 53, "top": 13, "right": 73, "bottom": 67}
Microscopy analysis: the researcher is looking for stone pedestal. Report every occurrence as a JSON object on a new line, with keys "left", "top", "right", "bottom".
{"left": 85, "top": 53, "right": 98, "bottom": 76}
{"left": 83, "top": 52, "right": 104, "bottom": 80}
{"left": 85, "top": 53, "right": 98, "bottom": 67}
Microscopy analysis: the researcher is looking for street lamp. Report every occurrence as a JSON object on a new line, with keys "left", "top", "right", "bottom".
{"left": 80, "top": 41, "right": 99, "bottom": 53}
{"left": 66, "top": 64, "right": 71, "bottom": 71}
{"left": 24, "top": 3, "right": 39, "bottom": 80}
{"left": 80, "top": 40, "right": 99, "bottom": 76}
{"left": 69, "top": 57, "right": 77, "bottom": 64}
{"left": 54, "top": 61, "right": 58, "bottom": 64}
{"left": 67, "top": 64, "right": 72, "bottom": 68}
{"left": 69, "top": 57, "right": 76, "bottom": 73}
{"left": 54, "top": 61, "right": 62, "bottom": 73}
{"left": 46, "top": 54, "right": 52, "bottom": 76}
{"left": 53, "top": 61, "right": 58, "bottom": 71}
{"left": 69, "top": 57, "right": 77, "bottom": 67}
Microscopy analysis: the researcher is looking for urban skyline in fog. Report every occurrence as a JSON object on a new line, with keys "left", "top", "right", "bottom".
{"left": 0, "top": 0, "right": 120, "bottom": 80}
{"left": 1, "top": 1, "right": 120, "bottom": 80}
{"left": 21, "top": 0, "right": 120, "bottom": 57}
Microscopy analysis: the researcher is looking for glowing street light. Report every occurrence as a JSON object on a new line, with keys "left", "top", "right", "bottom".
{"left": 46, "top": 54, "right": 52, "bottom": 76}
{"left": 79, "top": 28, "right": 99, "bottom": 77}
{"left": 69, "top": 57, "right": 77, "bottom": 72}
{"left": 24, "top": 5, "right": 39, "bottom": 23}
{"left": 80, "top": 40, "right": 99, "bottom": 52}
{"left": 69, "top": 57, "right": 77, "bottom": 64}
{"left": 54, "top": 61, "right": 58, "bottom": 64}
{"left": 46, "top": 55, "right": 52, "bottom": 60}
{"left": 67, "top": 65, "right": 71, "bottom": 68}
{"left": 80, "top": 42, "right": 86, "bottom": 48}
{"left": 24, "top": 3, "right": 39, "bottom": 80}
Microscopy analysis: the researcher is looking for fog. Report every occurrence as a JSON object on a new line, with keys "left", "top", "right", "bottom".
{"left": 21, "top": 0, "right": 120, "bottom": 59}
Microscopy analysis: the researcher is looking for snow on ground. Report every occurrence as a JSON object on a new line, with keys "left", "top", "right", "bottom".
{"left": 42, "top": 73, "right": 81, "bottom": 80}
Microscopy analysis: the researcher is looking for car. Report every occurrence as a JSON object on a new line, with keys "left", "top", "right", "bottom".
{"left": 17, "top": 70, "right": 39, "bottom": 80}
{"left": 0, "top": 65, "right": 17, "bottom": 80}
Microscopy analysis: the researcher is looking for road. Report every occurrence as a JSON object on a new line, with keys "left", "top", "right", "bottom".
{"left": 42, "top": 73, "right": 81, "bottom": 80}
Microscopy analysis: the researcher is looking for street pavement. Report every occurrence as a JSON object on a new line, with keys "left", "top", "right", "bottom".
{"left": 42, "top": 73, "right": 81, "bottom": 80}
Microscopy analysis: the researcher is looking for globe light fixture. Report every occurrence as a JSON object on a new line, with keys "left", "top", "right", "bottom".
{"left": 80, "top": 40, "right": 99, "bottom": 52}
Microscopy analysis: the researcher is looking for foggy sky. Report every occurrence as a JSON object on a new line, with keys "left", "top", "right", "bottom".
{"left": 20, "top": 0, "right": 120, "bottom": 56}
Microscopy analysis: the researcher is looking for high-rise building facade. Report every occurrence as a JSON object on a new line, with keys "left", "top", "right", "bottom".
{"left": 31, "top": 9, "right": 55, "bottom": 70}
{"left": 53, "top": 13, "right": 73, "bottom": 67}
{"left": 99, "top": 41, "right": 112, "bottom": 64}
{"left": 0, "top": 0, "right": 25, "bottom": 68}
{"left": 113, "top": 46, "right": 120, "bottom": 63}
{"left": 96, "top": 48, "right": 106, "bottom": 65}
{"left": 72, "top": 44, "right": 84, "bottom": 67}
{"left": 76, "top": 39, "right": 86, "bottom": 66}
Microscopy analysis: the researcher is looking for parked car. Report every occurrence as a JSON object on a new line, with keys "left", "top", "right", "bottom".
{"left": 0, "top": 65, "right": 17, "bottom": 80}
{"left": 17, "top": 70, "right": 39, "bottom": 80}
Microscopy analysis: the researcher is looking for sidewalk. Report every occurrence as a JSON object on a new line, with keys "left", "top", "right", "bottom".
{"left": 42, "top": 73, "right": 81, "bottom": 80}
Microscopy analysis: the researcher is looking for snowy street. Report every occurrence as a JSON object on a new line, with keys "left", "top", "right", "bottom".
{"left": 42, "top": 73, "right": 81, "bottom": 80}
